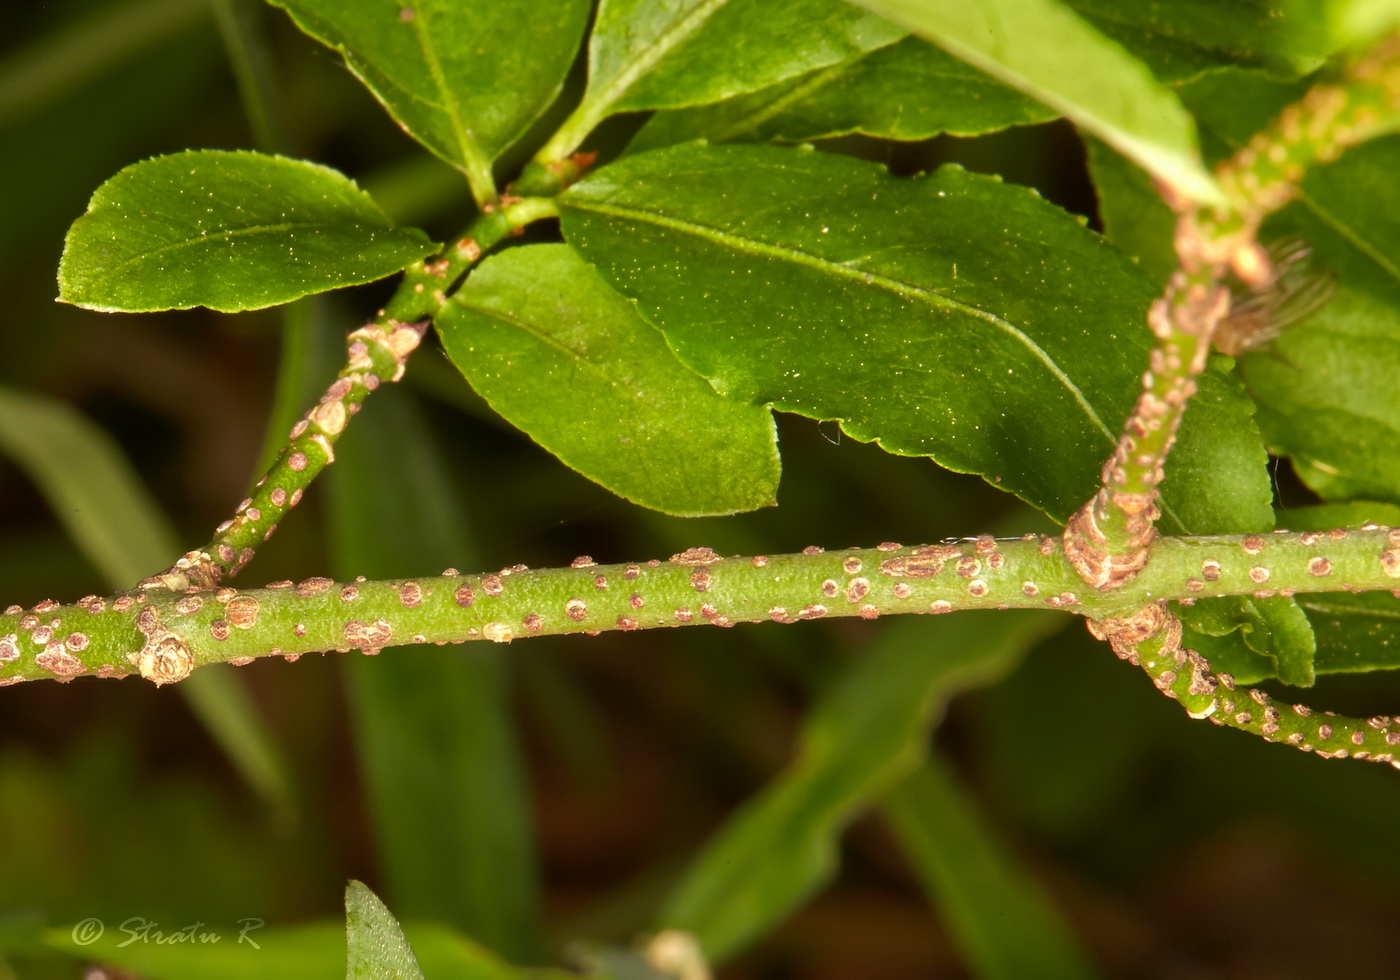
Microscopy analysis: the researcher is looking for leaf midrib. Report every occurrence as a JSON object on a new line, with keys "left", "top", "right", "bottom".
{"left": 83, "top": 219, "right": 389, "bottom": 280}
{"left": 565, "top": 196, "right": 1116, "bottom": 444}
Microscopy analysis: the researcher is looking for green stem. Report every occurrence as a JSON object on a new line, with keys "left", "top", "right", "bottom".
{"left": 8, "top": 526, "right": 1400, "bottom": 734}
{"left": 15, "top": 527, "right": 1400, "bottom": 764}
{"left": 154, "top": 197, "right": 558, "bottom": 589}
{"left": 387, "top": 197, "right": 559, "bottom": 323}
{"left": 1065, "top": 31, "right": 1400, "bottom": 588}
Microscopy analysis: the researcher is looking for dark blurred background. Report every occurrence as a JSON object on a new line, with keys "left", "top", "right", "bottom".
{"left": 3, "top": 1, "right": 1400, "bottom": 977}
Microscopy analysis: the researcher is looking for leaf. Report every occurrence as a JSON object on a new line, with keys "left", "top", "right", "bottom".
{"left": 1277, "top": 0, "right": 1400, "bottom": 55}
{"left": 553, "top": 0, "right": 903, "bottom": 152}
{"left": 883, "top": 755, "right": 1099, "bottom": 980}
{"left": 267, "top": 0, "right": 590, "bottom": 196}
{"left": 847, "top": 0, "right": 1223, "bottom": 205}
{"left": 1084, "top": 134, "right": 1179, "bottom": 285}
{"left": 58, "top": 150, "right": 437, "bottom": 313}
{"left": 1067, "top": 0, "right": 1333, "bottom": 82}
{"left": 438, "top": 244, "right": 780, "bottom": 516}
{"left": 346, "top": 881, "right": 426, "bottom": 980}
{"left": 659, "top": 611, "right": 1061, "bottom": 961}
{"left": 629, "top": 35, "right": 1055, "bottom": 152}
{"left": 1179, "top": 594, "right": 1317, "bottom": 686}
{"left": 0, "top": 385, "right": 297, "bottom": 824}
{"left": 326, "top": 387, "right": 541, "bottom": 960}
{"left": 559, "top": 142, "right": 1256, "bottom": 525}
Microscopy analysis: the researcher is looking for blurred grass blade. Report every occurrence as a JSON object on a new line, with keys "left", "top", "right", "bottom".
{"left": 0, "top": 385, "right": 178, "bottom": 583}
{"left": 0, "top": 385, "right": 296, "bottom": 824}
{"left": 326, "top": 386, "right": 540, "bottom": 960}
{"left": 0, "top": 0, "right": 206, "bottom": 127}
{"left": 883, "top": 754, "right": 1099, "bottom": 980}
{"left": 659, "top": 610, "right": 1062, "bottom": 961}
{"left": 210, "top": 0, "right": 285, "bottom": 153}
{"left": 848, "top": 0, "right": 1223, "bottom": 205}
{"left": 345, "top": 881, "right": 426, "bottom": 980}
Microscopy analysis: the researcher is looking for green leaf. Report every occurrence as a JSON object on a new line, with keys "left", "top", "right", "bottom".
{"left": 1160, "top": 356, "right": 1276, "bottom": 535}
{"left": 548, "top": 0, "right": 903, "bottom": 156}
{"left": 559, "top": 142, "right": 1252, "bottom": 524}
{"left": 438, "top": 244, "right": 780, "bottom": 516}
{"left": 0, "top": 385, "right": 297, "bottom": 825}
{"left": 346, "top": 881, "right": 426, "bottom": 980}
{"left": 883, "top": 755, "right": 1099, "bottom": 980}
{"left": 1067, "top": 0, "right": 1333, "bottom": 82}
{"left": 1279, "top": 0, "right": 1400, "bottom": 55}
{"left": 267, "top": 0, "right": 589, "bottom": 200}
{"left": 327, "top": 387, "right": 540, "bottom": 961}
{"left": 847, "top": 0, "right": 1223, "bottom": 204}
{"left": 58, "top": 150, "right": 437, "bottom": 313}
{"left": 629, "top": 35, "right": 1054, "bottom": 152}
{"left": 1179, "top": 594, "right": 1317, "bottom": 686}
{"left": 1085, "top": 134, "right": 1179, "bottom": 286}
{"left": 659, "top": 611, "right": 1061, "bottom": 961}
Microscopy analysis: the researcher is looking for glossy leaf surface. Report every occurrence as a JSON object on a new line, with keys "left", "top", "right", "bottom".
{"left": 660, "top": 611, "right": 1061, "bottom": 960}
{"left": 630, "top": 36, "right": 1053, "bottom": 151}
{"left": 345, "top": 881, "right": 426, "bottom": 980}
{"left": 560, "top": 143, "right": 1264, "bottom": 526}
{"left": 849, "top": 0, "right": 1222, "bottom": 204}
{"left": 268, "top": 0, "right": 589, "bottom": 190}
{"left": 439, "top": 244, "right": 780, "bottom": 516}
{"left": 571, "top": 0, "right": 903, "bottom": 129}
{"left": 1068, "top": 0, "right": 1334, "bottom": 81}
{"left": 58, "top": 150, "right": 436, "bottom": 312}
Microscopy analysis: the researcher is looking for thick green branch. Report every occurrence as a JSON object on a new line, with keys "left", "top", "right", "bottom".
{"left": 14, "top": 527, "right": 1400, "bottom": 766}
{"left": 4, "top": 524, "right": 1395, "bottom": 653}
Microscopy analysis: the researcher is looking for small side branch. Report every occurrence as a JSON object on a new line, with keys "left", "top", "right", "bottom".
{"left": 1096, "top": 595, "right": 1400, "bottom": 773}
{"left": 147, "top": 198, "right": 561, "bottom": 591}
{"left": 1065, "top": 32, "right": 1400, "bottom": 589}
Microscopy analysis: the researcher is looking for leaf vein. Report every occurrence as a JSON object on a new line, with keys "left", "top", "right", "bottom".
{"left": 569, "top": 198, "right": 1115, "bottom": 443}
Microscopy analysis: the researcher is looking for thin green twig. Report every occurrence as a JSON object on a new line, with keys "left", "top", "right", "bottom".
{"left": 151, "top": 197, "right": 559, "bottom": 590}
{"left": 1065, "top": 31, "right": 1400, "bottom": 589}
